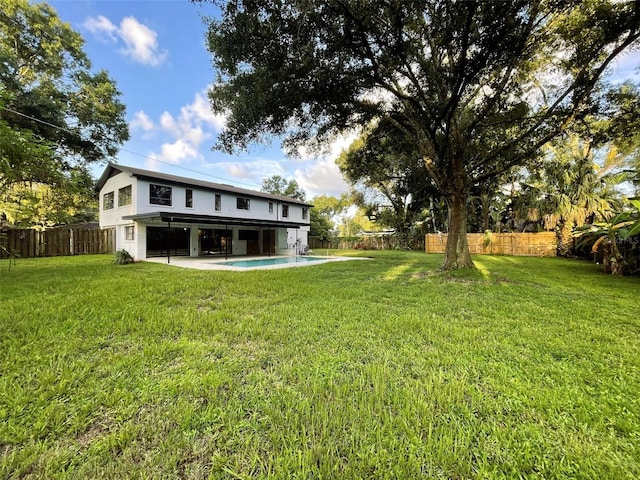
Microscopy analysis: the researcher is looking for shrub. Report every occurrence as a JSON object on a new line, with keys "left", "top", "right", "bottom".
{"left": 114, "top": 249, "right": 134, "bottom": 265}
{"left": 575, "top": 199, "right": 640, "bottom": 275}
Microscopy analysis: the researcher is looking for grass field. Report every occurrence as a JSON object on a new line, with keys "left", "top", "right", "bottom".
{"left": 1, "top": 251, "right": 639, "bottom": 479}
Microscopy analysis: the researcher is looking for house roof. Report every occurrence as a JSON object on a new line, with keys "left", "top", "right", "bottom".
{"left": 97, "top": 162, "right": 313, "bottom": 207}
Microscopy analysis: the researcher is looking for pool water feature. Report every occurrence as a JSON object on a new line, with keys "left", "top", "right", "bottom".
{"left": 217, "top": 256, "right": 326, "bottom": 268}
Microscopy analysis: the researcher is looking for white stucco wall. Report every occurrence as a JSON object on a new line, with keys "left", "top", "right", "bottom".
{"left": 134, "top": 178, "right": 309, "bottom": 223}
{"left": 99, "top": 171, "right": 138, "bottom": 257}
{"left": 99, "top": 171, "right": 136, "bottom": 228}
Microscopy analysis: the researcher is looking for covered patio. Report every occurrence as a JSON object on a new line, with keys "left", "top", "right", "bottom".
{"left": 122, "top": 211, "right": 309, "bottom": 261}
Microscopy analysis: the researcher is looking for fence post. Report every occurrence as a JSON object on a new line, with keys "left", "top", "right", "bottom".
{"left": 36, "top": 230, "right": 42, "bottom": 257}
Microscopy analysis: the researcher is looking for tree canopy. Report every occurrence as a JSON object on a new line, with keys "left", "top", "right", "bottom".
{"left": 307, "top": 193, "right": 351, "bottom": 241}
{"left": 337, "top": 118, "right": 436, "bottom": 246}
{"left": 260, "top": 175, "right": 307, "bottom": 201}
{"left": 597, "top": 82, "right": 640, "bottom": 194}
{"left": 203, "top": 0, "right": 640, "bottom": 269}
{"left": 311, "top": 194, "right": 350, "bottom": 220}
{"left": 0, "top": 0, "right": 129, "bottom": 226}
{"left": 309, "top": 208, "right": 333, "bottom": 241}
{"left": 0, "top": 168, "right": 97, "bottom": 228}
{"left": 514, "top": 135, "right": 624, "bottom": 255}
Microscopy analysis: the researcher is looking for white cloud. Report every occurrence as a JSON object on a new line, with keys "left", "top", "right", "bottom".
{"left": 285, "top": 129, "right": 360, "bottom": 162}
{"left": 207, "top": 159, "right": 286, "bottom": 183}
{"left": 130, "top": 111, "right": 154, "bottom": 131}
{"left": 285, "top": 131, "right": 357, "bottom": 197}
{"left": 296, "top": 158, "right": 350, "bottom": 198}
{"left": 127, "top": 85, "right": 350, "bottom": 195}
{"left": 135, "top": 90, "right": 229, "bottom": 168}
{"left": 82, "top": 15, "right": 117, "bottom": 39}
{"left": 182, "top": 92, "right": 227, "bottom": 131}
{"left": 119, "top": 16, "right": 167, "bottom": 66}
{"left": 154, "top": 140, "right": 200, "bottom": 164}
{"left": 182, "top": 125, "right": 208, "bottom": 146}
{"left": 144, "top": 158, "right": 162, "bottom": 172}
{"left": 156, "top": 91, "right": 225, "bottom": 140}
{"left": 224, "top": 164, "right": 253, "bottom": 180}
{"left": 159, "top": 111, "right": 178, "bottom": 133}
{"left": 83, "top": 15, "right": 166, "bottom": 66}
{"left": 328, "top": 131, "right": 360, "bottom": 161}
{"left": 155, "top": 109, "right": 209, "bottom": 153}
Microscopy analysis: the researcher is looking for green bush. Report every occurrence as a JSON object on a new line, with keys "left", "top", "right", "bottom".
{"left": 113, "top": 249, "right": 134, "bottom": 265}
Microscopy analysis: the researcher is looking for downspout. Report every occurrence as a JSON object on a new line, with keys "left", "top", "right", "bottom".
{"left": 167, "top": 218, "right": 171, "bottom": 264}
{"left": 225, "top": 223, "right": 228, "bottom": 260}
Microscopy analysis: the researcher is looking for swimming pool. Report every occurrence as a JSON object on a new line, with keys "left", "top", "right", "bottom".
{"left": 216, "top": 256, "right": 326, "bottom": 268}
{"left": 145, "top": 255, "right": 367, "bottom": 270}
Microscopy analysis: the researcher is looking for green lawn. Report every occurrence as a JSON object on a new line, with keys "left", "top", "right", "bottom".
{"left": 1, "top": 251, "right": 639, "bottom": 479}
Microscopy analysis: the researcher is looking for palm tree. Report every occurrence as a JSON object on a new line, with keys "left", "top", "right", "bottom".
{"left": 515, "top": 135, "right": 625, "bottom": 256}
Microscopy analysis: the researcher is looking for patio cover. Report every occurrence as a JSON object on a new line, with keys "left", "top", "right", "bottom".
{"left": 123, "top": 211, "right": 306, "bottom": 229}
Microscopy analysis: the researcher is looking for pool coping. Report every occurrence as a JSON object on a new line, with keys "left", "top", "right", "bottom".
{"left": 144, "top": 255, "right": 368, "bottom": 271}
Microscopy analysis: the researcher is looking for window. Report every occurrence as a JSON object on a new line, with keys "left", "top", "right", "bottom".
{"left": 125, "top": 225, "right": 134, "bottom": 241}
{"left": 150, "top": 184, "right": 172, "bottom": 206}
{"left": 185, "top": 189, "right": 193, "bottom": 208}
{"left": 302, "top": 207, "right": 308, "bottom": 220}
{"left": 103, "top": 191, "right": 114, "bottom": 210}
{"left": 118, "top": 185, "right": 132, "bottom": 207}
{"left": 237, "top": 197, "right": 250, "bottom": 210}
{"left": 269, "top": 202, "right": 273, "bottom": 213}
{"left": 282, "top": 204, "right": 289, "bottom": 218}
{"left": 215, "top": 194, "right": 221, "bottom": 211}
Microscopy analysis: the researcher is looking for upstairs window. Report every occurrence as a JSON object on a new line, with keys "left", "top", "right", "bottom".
{"left": 237, "top": 197, "right": 250, "bottom": 210}
{"left": 150, "top": 184, "right": 172, "bottom": 206}
{"left": 282, "top": 205, "right": 289, "bottom": 218}
{"left": 269, "top": 202, "right": 273, "bottom": 213}
{"left": 186, "top": 189, "right": 193, "bottom": 208}
{"left": 118, "top": 185, "right": 132, "bottom": 207}
{"left": 103, "top": 191, "right": 114, "bottom": 210}
{"left": 302, "top": 207, "right": 308, "bottom": 220}
{"left": 215, "top": 194, "right": 221, "bottom": 211}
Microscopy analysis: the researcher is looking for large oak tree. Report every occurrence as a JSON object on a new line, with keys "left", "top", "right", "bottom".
{"left": 202, "top": 0, "right": 640, "bottom": 269}
{"left": 0, "top": 0, "right": 128, "bottom": 225}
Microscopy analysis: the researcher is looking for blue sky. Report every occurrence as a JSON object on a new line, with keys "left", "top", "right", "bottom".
{"left": 50, "top": 0, "right": 353, "bottom": 197}
{"left": 49, "top": 1, "right": 640, "bottom": 198}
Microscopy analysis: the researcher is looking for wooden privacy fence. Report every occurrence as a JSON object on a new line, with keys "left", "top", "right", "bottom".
{"left": 425, "top": 232, "right": 557, "bottom": 257}
{"left": 309, "top": 236, "right": 394, "bottom": 250}
{"left": 309, "top": 235, "right": 425, "bottom": 251}
{"left": 1, "top": 227, "right": 115, "bottom": 258}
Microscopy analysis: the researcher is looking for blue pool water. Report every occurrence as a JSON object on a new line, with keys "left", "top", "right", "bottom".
{"left": 217, "top": 256, "right": 326, "bottom": 268}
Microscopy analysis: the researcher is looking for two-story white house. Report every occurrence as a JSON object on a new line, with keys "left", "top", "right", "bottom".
{"left": 97, "top": 163, "right": 312, "bottom": 261}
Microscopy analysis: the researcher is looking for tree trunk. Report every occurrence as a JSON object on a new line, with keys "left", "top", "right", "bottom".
{"left": 481, "top": 193, "right": 490, "bottom": 232}
{"left": 607, "top": 239, "right": 626, "bottom": 275}
{"left": 556, "top": 220, "right": 573, "bottom": 257}
{"left": 441, "top": 192, "right": 475, "bottom": 270}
